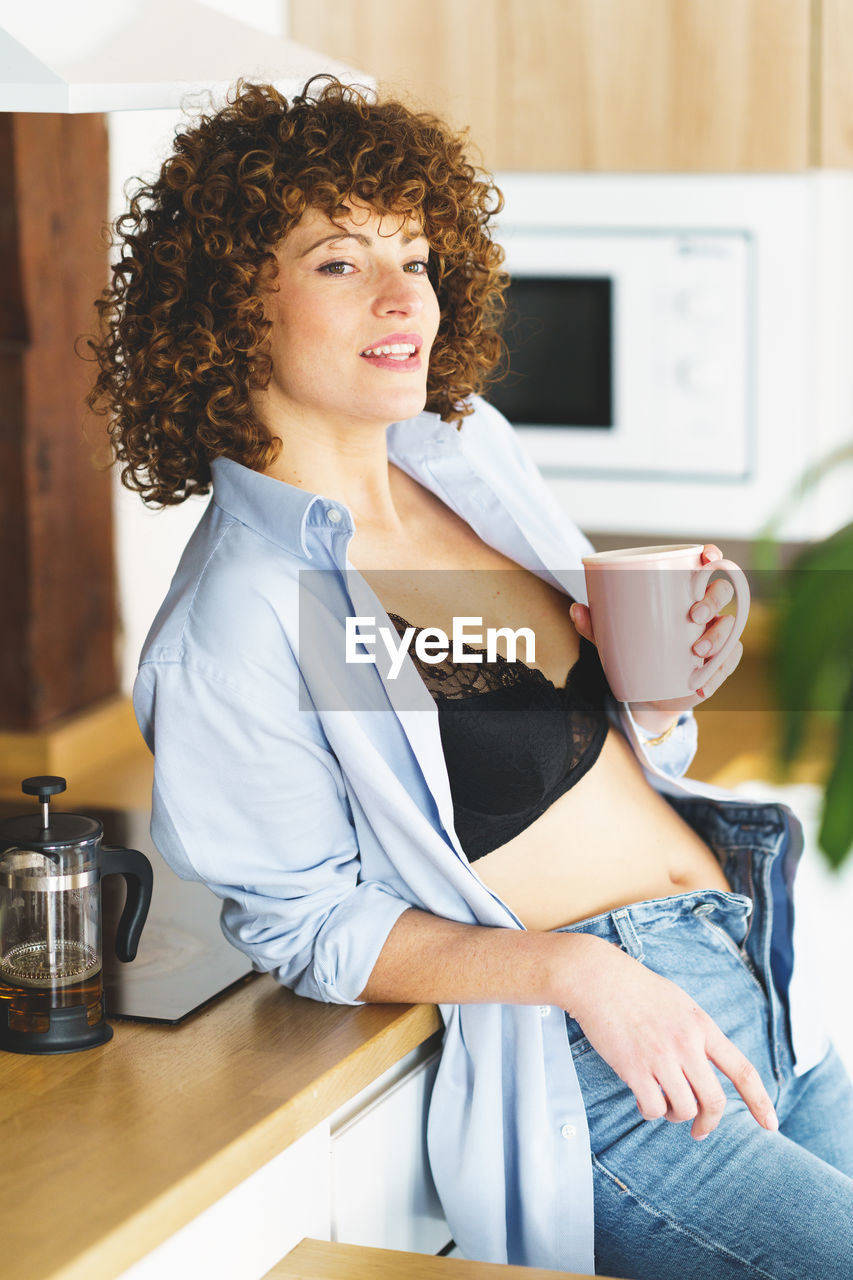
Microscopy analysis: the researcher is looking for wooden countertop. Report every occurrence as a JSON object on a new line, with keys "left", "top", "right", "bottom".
{"left": 0, "top": 977, "right": 440, "bottom": 1280}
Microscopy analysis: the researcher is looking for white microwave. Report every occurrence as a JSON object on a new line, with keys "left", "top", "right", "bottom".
{"left": 491, "top": 172, "right": 853, "bottom": 539}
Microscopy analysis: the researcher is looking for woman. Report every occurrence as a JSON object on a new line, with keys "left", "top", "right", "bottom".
{"left": 89, "top": 77, "right": 853, "bottom": 1277}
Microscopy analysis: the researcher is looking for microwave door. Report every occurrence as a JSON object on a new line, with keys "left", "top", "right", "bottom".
{"left": 492, "top": 228, "right": 750, "bottom": 480}
{"left": 488, "top": 274, "right": 614, "bottom": 430}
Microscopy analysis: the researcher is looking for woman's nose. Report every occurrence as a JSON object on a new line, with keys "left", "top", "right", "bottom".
{"left": 372, "top": 269, "right": 423, "bottom": 316}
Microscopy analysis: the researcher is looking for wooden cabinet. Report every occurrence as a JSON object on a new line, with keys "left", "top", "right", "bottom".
{"left": 817, "top": 0, "right": 853, "bottom": 165}
{"left": 289, "top": 0, "right": 848, "bottom": 172}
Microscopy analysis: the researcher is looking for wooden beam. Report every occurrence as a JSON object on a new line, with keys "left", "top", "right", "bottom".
{"left": 0, "top": 112, "right": 118, "bottom": 731}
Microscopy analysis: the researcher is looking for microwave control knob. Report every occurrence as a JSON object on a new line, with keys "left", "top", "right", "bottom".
{"left": 675, "top": 357, "right": 724, "bottom": 396}
{"left": 674, "top": 287, "right": 722, "bottom": 325}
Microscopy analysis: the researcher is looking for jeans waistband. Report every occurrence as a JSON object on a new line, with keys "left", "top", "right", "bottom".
{"left": 663, "top": 793, "right": 790, "bottom": 858}
{"left": 556, "top": 886, "right": 754, "bottom": 946}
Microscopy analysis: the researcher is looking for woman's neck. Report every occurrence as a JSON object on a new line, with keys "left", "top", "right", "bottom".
{"left": 260, "top": 411, "right": 406, "bottom": 534}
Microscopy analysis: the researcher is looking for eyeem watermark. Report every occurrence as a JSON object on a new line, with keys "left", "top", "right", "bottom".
{"left": 346, "top": 616, "right": 536, "bottom": 679}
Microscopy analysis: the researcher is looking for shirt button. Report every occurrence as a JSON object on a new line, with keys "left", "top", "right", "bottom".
{"left": 326, "top": 507, "right": 343, "bottom": 525}
{"left": 538, "top": 1005, "right": 551, "bottom": 1017}
{"left": 560, "top": 1124, "right": 576, "bottom": 1140}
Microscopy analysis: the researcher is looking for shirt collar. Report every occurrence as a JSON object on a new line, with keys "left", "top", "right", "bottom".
{"left": 209, "top": 411, "right": 460, "bottom": 560}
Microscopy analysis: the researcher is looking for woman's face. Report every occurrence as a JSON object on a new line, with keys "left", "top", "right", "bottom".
{"left": 260, "top": 201, "right": 441, "bottom": 436}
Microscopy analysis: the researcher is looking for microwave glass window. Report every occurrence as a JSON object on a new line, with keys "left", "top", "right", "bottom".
{"left": 489, "top": 276, "right": 613, "bottom": 428}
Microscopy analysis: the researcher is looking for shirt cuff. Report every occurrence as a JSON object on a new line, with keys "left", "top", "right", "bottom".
{"left": 618, "top": 702, "right": 698, "bottom": 781}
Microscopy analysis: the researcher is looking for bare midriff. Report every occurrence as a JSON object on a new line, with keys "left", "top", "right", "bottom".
{"left": 473, "top": 726, "right": 730, "bottom": 931}
{"left": 351, "top": 465, "right": 731, "bottom": 933}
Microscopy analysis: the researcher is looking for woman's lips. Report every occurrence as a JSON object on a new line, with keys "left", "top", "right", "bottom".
{"left": 360, "top": 350, "right": 422, "bottom": 372}
{"left": 359, "top": 332, "right": 423, "bottom": 372}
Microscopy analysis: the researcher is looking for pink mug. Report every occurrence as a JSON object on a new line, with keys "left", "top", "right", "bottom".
{"left": 581, "top": 543, "right": 750, "bottom": 702}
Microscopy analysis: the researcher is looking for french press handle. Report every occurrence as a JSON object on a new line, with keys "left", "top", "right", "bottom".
{"left": 102, "top": 847, "right": 154, "bottom": 962}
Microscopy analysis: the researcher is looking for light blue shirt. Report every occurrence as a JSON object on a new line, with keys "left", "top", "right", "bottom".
{"left": 133, "top": 397, "right": 810, "bottom": 1270}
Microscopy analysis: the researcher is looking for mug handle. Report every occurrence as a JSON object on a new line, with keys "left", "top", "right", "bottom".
{"left": 689, "top": 559, "right": 751, "bottom": 691}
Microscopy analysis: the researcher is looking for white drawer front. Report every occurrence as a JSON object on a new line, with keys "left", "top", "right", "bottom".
{"left": 117, "top": 1121, "right": 331, "bottom": 1280}
{"left": 331, "top": 1051, "right": 450, "bottom": 1255}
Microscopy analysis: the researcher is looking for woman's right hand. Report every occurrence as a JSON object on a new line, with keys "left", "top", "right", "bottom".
{"left": 557, "top": 932, "right": 779, "bottom": 1141}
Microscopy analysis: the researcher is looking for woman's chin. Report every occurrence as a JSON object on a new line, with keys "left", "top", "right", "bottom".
{"left": 391, "top": 383, "right": 431, "bottom": 421}
{"left": 357, "top": 385, "right": 430, "bottom": 426}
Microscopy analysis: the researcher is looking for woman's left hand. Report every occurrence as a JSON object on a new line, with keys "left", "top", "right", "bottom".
{"left": 569, "top": 544, "right": 744, "bottom": 734}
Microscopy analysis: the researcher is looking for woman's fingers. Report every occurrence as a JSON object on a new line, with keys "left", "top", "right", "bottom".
{"left": 654, "top": 1066, "right": 700, "bottom": 1124}
{"left": 629, "top": 1053, "right": 758, "bottom": 1140}
{"left": 691, "top": 640, "right": 743, "bottom": 698}
{"left": 629, "top": 1075, "right": 668, "bottom": 1122}
{"left": 632, "top": 1042, "right": 762, "bottom": 1140}
{"left": 683, "top": 1058, "right": 729, "bottom": 1139}
{"left": 567, "top": 946, "right": 775, "bottom": 1141}
{"left": 692, "top": 612, "right": 734, "bottom": 658}
{"left": 705, "top": 1023, "right": 779, "bottom": 1131}
{"left": 634, "top": 1056, "right": 727, "bottom": 1137}
{"left": 691, "top": 577, "right": 733, "bottom": 624}
{"left": 569, "top": 602, "right": 595, "bottom": 645}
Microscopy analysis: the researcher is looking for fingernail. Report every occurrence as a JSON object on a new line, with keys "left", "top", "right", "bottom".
{"left": 694, "top": 640, "right": 711, "bottom": 656}
{"left": 765, "top": 1109, "right": 779, "bottom": 1131}
{"left": 693, "top": 605, "right": 710, "bottom": 624}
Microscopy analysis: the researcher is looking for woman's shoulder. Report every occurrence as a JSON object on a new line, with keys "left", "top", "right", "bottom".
{"left": 139, "top": 504, "right": 301, "bottom": 682}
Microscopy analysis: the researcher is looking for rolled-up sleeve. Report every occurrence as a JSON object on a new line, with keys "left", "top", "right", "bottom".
{"left": 133, "top": 658, "right": 413, "bottom": 1005}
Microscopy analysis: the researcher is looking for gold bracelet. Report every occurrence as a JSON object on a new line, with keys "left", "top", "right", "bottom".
{"left": 641, "top": 718, "right": 680, "bottom": 747}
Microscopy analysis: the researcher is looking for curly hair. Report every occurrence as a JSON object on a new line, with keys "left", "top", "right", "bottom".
{"left": 86, "top": 75, "right": 509, "bottom": 506}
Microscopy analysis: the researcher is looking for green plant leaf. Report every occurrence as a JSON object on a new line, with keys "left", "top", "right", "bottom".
{"left": 755, "top": 445, "right": 853, "bottom": 867}
{"left": 772, "top": 522, "right": 853, "bottom": 761}
{"left": 818, "top": 674, "right": 853, "bottom": 869}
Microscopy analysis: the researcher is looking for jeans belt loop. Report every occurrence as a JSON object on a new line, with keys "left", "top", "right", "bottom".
{"left": 612, "top": 907, "right": 645, "bottom": 962}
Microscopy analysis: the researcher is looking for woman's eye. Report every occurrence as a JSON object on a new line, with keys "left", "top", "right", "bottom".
{"left": 318, "top": 261, "right": 354, "bottom": 276}
{"left": 404, "top": 260, "right": 429, "bottom": 274}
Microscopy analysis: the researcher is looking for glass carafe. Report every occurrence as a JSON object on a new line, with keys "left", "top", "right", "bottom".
{"left": 0, "top": 776, "right": 153, "bottom": 1053}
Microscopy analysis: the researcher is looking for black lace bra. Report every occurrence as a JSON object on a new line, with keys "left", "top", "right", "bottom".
{"left": 388, "top": 612, "right": 611, "bottom": 861}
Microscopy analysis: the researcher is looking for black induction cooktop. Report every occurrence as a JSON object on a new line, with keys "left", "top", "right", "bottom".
{"left": 0, "top": 800, "right": 256, "bottom": 1023}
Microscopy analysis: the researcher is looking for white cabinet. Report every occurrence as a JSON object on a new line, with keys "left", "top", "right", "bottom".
{"left": 114, "top": 1040, "right": 449, "bottom": 1279}
{"left": 116, "top": 1123, "right": 332, "bottom": 1280}
{"left": 330, "top": 1045, "right": 450, "bottom": 1255}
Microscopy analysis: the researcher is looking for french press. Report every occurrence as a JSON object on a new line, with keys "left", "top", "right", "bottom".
{"left": 0, "top": 776, "right": 153, "bottom": 1054}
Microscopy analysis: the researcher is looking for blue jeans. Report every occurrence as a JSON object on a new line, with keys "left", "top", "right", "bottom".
{"left": 560, "top": 795, "right": 853, "bottom": 1280}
